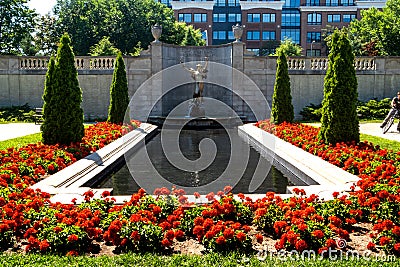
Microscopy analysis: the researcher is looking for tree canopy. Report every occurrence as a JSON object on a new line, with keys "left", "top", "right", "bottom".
{"left": 36, "top": 0, "right": 205, "bottom": 55}
{"left": 0, "top": 0, "right": 37, "bottom": 55}
{"left": 348, "top": 0, "right": 400, "bottom": 56}
{"left": 272, "top": 38, "right": 302, "bottom": 57}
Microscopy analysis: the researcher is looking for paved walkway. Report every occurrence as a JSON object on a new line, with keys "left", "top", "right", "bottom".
{"left": 359, "top": 122, "right": 400, "bottom": 142}
{"left": 0, "top": 122, "right": 399, "bottom": 142}
{"left": 0, "top": 123, "right": 41, "bottom": 141}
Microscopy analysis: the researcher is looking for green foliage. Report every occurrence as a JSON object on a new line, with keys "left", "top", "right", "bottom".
{"left": 356, "top": 98, "right": 391, "bottom": 119}
{"left": 299, "top": 103, "right": 323, "bottom": 121}
{"left": 130, "top": 41, "right": 143, "bottom": 56}
{"left": 319, "top": 30, "right": 359, "bottom": 144}
{"left": 181, "top": 25, "right": 206, "bottom": 46}
{"left": 0, "top": 0, "right": 37, "bottom": 55}
{"left": 41, "top": 34, "right": 84, "bottom": 145}
{"left": 48, "top": 0, "right": 205, "bottom": 55}
{"left": 108, "top": 53, "right": 129, "bottom": 123}
{"left": 271, "top": 50, "right": 294, "bottom": 124}
{"left": 300, "top": 98, "right": 392, "bottom": 121}
{"left": 41, "top": 57, "right": 56, "bottom": 143}
{"left": 348, "top": 0, "right": 400, "bottom": 56}
{"left": 89, "top": 36, "right": 120, "bottom": 56}
{"left": 34, "top": 15, "right": 60, "bottom": 56}
{"left": 272, "top": 38, "right": 302, "bottom": 56}
{"left": 0, "top": 104, "right": 36, "bottom": 123}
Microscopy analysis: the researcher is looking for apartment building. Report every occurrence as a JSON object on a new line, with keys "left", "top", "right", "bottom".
{"left": 157, "top": 0, "right": 386, "bottom": 56}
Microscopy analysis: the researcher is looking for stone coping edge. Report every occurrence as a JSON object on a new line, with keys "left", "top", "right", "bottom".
{"left": 238, "top": 123, "right": 360, "bottom": 199}
{"left": 30, "top": 123, "right": 158, "bottom": 197}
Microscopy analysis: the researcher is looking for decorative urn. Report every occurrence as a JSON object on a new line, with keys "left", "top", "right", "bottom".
{"left": 232, "top": 24, "right": 243, "bottom": 43}
{"left": 151, "top": 24, "right": 162, "bottom": 43}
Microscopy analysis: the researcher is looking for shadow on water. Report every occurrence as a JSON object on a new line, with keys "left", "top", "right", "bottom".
{"left": 91, "top": 128, "right": 306, "bottom": 195}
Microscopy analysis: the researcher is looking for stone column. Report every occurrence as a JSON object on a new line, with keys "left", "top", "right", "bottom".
{"left": 151, "top": 41, "right": 163, "bottom": 75}
{"left": 231, "top": 42, "right": 244, "bottom": 72}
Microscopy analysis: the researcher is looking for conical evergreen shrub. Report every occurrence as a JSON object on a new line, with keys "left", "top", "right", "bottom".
{"left": 271, "top": 50, "right": 294, "bottom": 124}
{"left": 318, "top": 30, "right": 359, "bottom": 144}
{"left": 108, "top": 52, "right": 129, "bottom": 123}
{"left": 41, "top": 33, "right": 84, "bottom": 145}
{"left": 41, "top": 56, "right": 56, "bottom": 143}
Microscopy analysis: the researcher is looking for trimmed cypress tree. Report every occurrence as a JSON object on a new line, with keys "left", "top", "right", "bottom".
{"left": 108, "top": 52, "right": 129, "bottom": 123}
{"left": 318, "top": 29, "right": 359, "bottom": 144}
{"left": 271, "top": 50, "right": 294, "bottom": 124}
{"left": 41, "top": 56, "right": 56, "bottom": 143}
{"left": 41, "top": 33, "right": 84, "bottom": 145}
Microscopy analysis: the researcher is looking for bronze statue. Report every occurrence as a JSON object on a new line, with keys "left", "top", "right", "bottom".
{"left": 181, "top": 57, "right": 209, "bottom": 103}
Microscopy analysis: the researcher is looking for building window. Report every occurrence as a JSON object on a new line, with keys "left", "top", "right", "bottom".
{"left": 307, "top": 13, "right": 322, "bottom": 25}
{"left": 262, "top": 13, "right": 276, "bottom": 23}
{"left": 262, "top": 31, "right": 276, "bottom": 40}
{"left": 228, "top": 0, "right": 240, "bottom": 6}
{"left": 178, "top": 13, "right": 192, "bottom": 23}
{"left": 342, "top": 14, "right": 356, "bottom": 22}
{"left": 213, "top": 13, "right": 226, "bottom": 22}
{"left": 201, "top": 31, "right": 207, "bottom": 40}
{"left": 213, "top": 31, "right": 227, "bottom": 40}
{"left": 341, "top": 0, "right": 354, "bottom": 5}
{"left": 194, "top": 13, "right": 207, "bottom": 23}
{"left": 247, "top": 13, "right": 261, "bottom": 23}
{"left": 307, "top": 49, "right": 321, "bottom": 56}
{"left": 228, "top": 31, "right": 234, "bottom": 40}
{"left": 284, "top": 0, "right": 301, "bottom": 8}
{"left": 306, "top": 0, "right": 320, "bottom": 6}
{"left": 326, "top": 0, "right": 339, "bottom": 6}
{"left": 247, "top": 31, "right": 260, "bottom": 40}
{"left": 282, "top": 10, "right": 300, "bottom": 27}
{"left": 307, "top": 32, "right": 321, "bottom": 43}
{"left": 281, "top": 29, "right": 300, "bottom": 44}
{"left": 228, "top": 13, "right": 241, "bottom": 23}
{"left": 216, "top": 0, "right": 226, "bottom": 6}
{"left": 327, "top": 14, "right": 341, "bottom": 23}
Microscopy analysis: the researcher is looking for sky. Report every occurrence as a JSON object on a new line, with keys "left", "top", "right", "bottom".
{"left": 27, "top": 0, "right": 57, "bottom": 15}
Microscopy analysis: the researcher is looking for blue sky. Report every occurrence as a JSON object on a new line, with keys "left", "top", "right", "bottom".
{"left": 27, "top": 0, "right": 56, "bottom": 15}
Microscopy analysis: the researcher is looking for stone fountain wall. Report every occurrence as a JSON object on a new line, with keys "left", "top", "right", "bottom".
{"left": 1, "top": 47, "right": 400, "bottom": 121}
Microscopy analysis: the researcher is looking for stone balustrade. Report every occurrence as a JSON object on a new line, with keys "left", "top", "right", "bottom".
{"left": 18, "top": 56, "right": 376, "bottom": 71}
{"left": 286, "top": 57, "right": 376, "bottom": 71}
{"left": 19, "top": 56, "right": 116, "bottom": 70}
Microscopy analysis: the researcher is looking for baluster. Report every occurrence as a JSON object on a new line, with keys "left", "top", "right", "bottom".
{"left": 102, "top": 59, "right": 106, "bottom": 69}
{"left": 94, "top": 59, "right": 98, "bottom": 69}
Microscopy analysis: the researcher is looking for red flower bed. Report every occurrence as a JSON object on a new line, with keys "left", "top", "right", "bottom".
{"left": 255, "top": 120, "right": 400, "bottom": 255}
{"left": 0, "top": 119, "right": 399, "bottom": 257}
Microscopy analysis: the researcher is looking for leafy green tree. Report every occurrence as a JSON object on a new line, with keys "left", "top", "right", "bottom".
{"left": 319, "top": 30, "right": 359, "bottom": 144}
{"left": 108, "top": 53, "right": 129, "bottom": 123}
{"left": 89, "top": 36, "right": 120, "bottom": 56}
{"left": 50, "top": 0, "right": 204, "bottom": 55}
{"left": 181, "top": 25, "right": 206, "bottom": 46}
{"left": 272, "top": 38, "right": 302, "bottom": 56}
{"left": 34, "top": 14, "right": 61, "bottom": 55}
{"left": 0, "top": 0, "right": 37, "bottom": 55}
{"left": 271, "top": 50, "right": 294, "bottom": 124}
{"left": 41, "top": 33, "right": 84, "bottom": 145}
{"left": 348, "top": 0, "right": 400, "bottom": 56}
